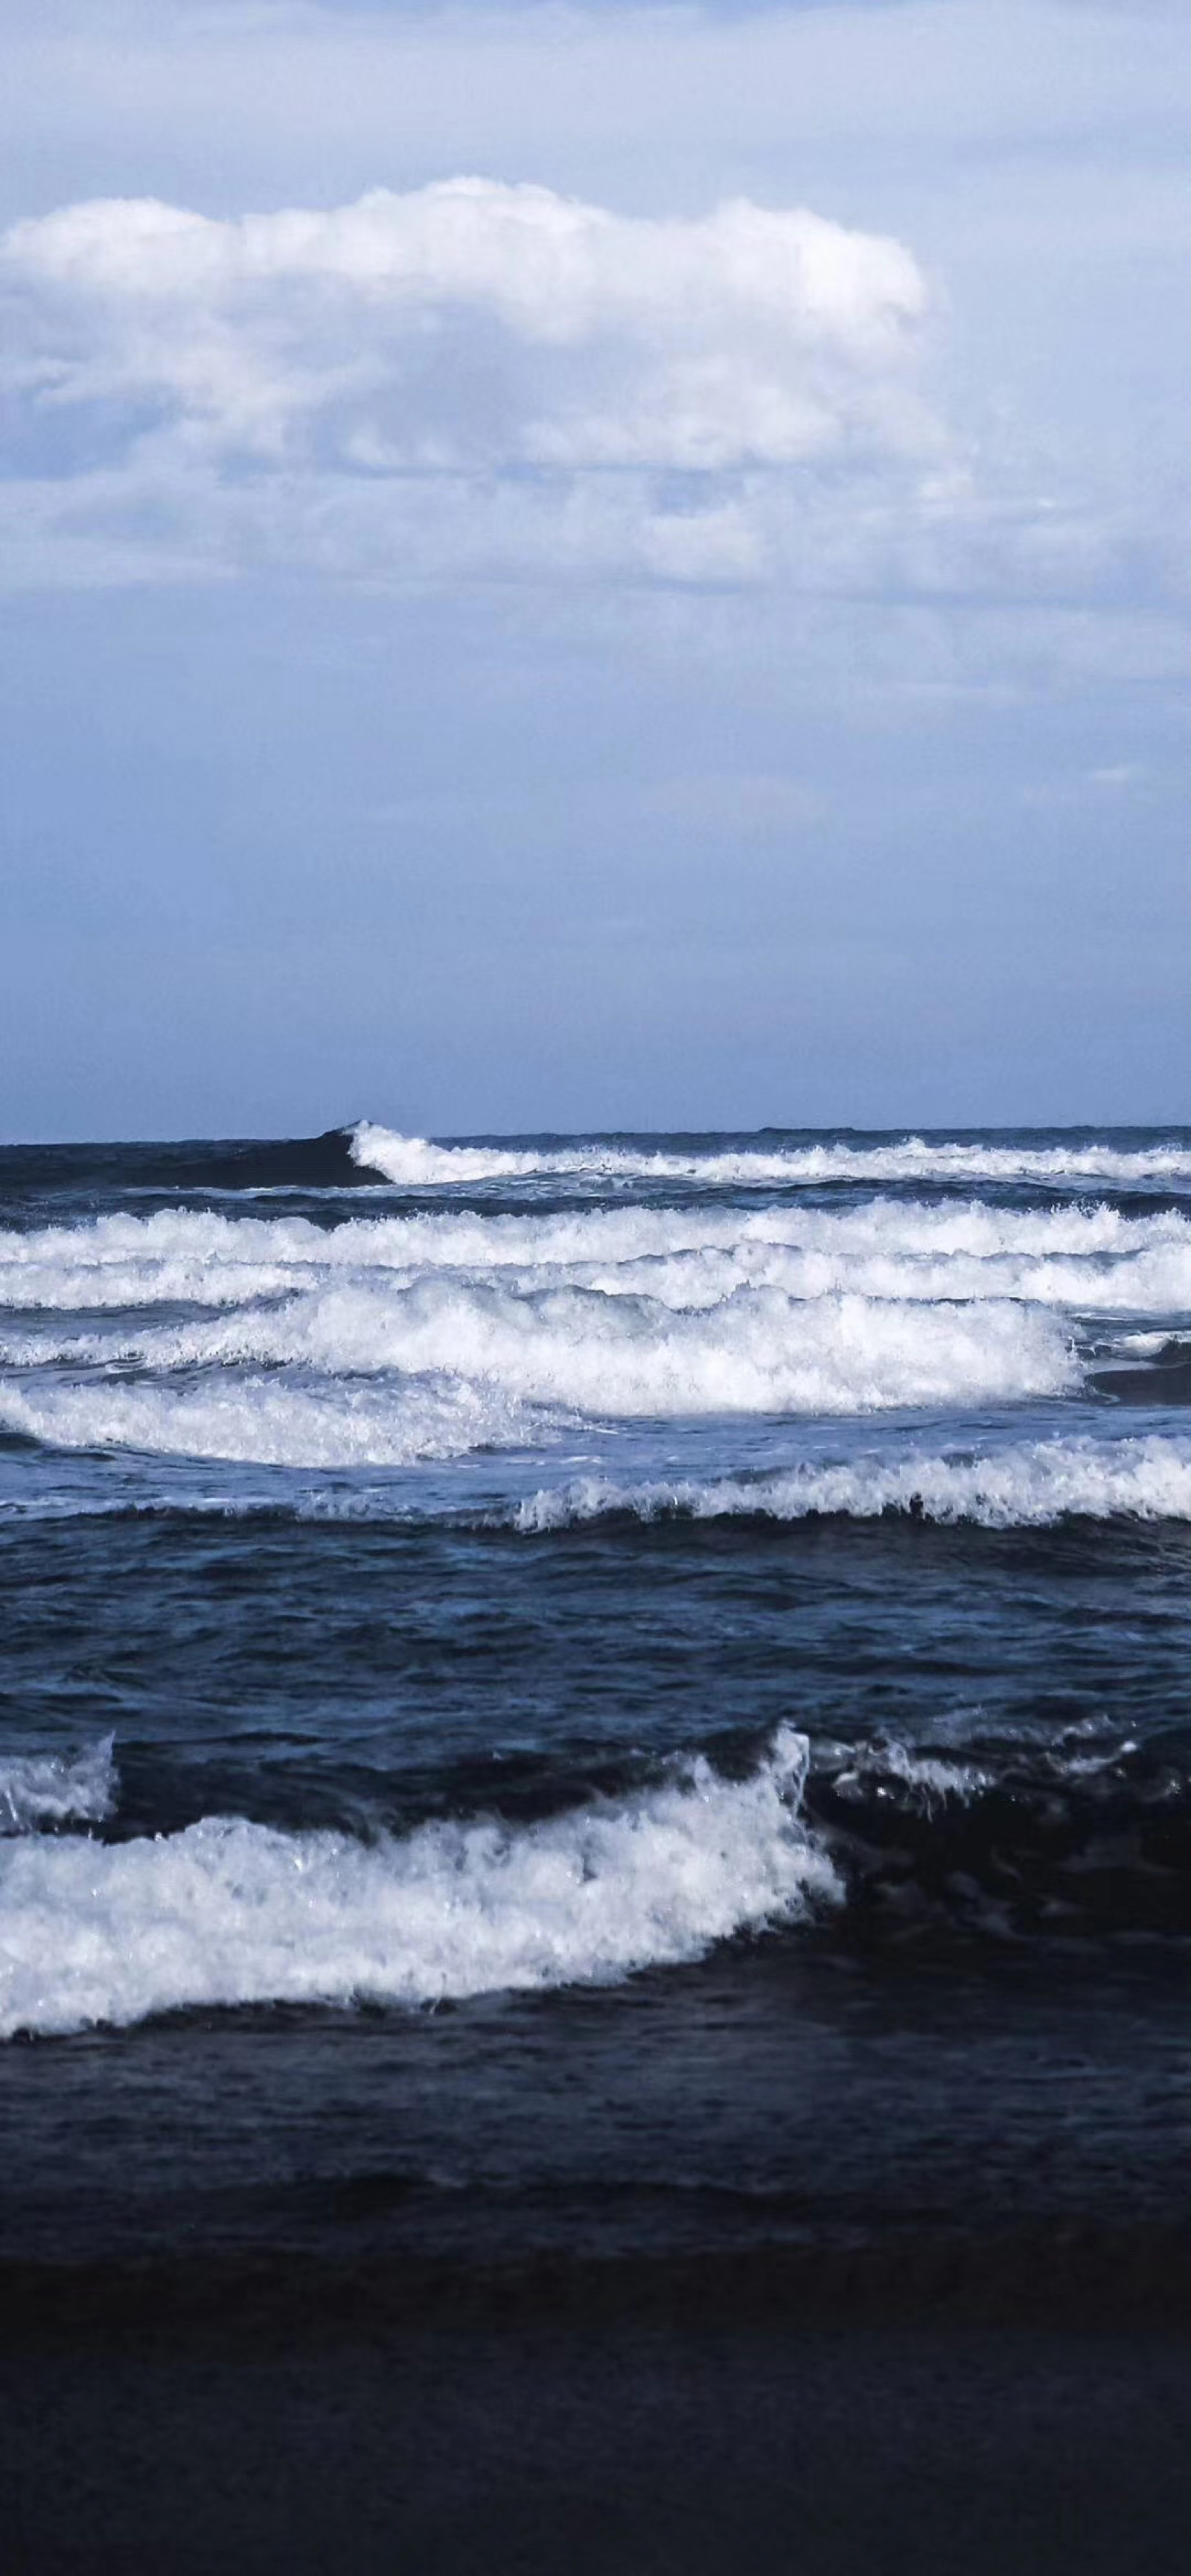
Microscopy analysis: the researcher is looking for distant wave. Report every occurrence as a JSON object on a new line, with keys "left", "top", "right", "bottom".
{"left": 7, "top": 1126, "right": 1191, "bottom": 1205}
{"left": 514, "top": 1433, "right": 1191, "bottom": 1532}
{"left": 352, "top": 1121, "right": 1191, "bottom": 1191}
{"left": 0, "top": 1129, "right": 369, "bottom": 1201}
{"left": 0, "top": 1727, "right": 836, "bottom": 2038}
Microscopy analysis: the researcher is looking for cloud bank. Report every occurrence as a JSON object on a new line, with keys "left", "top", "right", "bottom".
{"left": 1, "top": 178, "right": 942, "bottom": 588}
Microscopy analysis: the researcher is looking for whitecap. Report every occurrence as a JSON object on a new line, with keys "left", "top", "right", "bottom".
{"left": 0, "top": 1372, "right": 543, "bottom": 1470}
{"left": 0, "top": 1287, "right": 1076, "bottom": 1463}
{"left": 351, "top": 1121, "right": 1191, "bottom": 1193}
{"left": 514, "top": 1432, "right": 1191, "bottom": 1531}
{"left": 0, "top": 1727, "right": 837, "bottom": 2038}
{"left": 5, "top": 1197, "right": 1190, "bottom": 1322}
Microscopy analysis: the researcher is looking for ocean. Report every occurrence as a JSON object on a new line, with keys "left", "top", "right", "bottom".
{"left": 7, "top": 1123, "right": 1191, "bottom": 2569}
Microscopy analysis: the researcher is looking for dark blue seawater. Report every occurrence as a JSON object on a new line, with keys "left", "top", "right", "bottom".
{"left": 5, "top": 1123, "right": 1191, "bottom": 2293}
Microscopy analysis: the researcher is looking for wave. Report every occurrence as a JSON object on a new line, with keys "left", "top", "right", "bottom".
{"left": 5, "top": 1429, "right": 1187, "bottom": 1531}
{"left": 10, "top": 1712, "right": 1191, "bottom": 2035}
{"left": 0, "top": 1374, "right": 542, "bottom": 1470}
{"left": 351, "top": 1122, "right": 1191, "bottom": 1192}
{"left": 0, "top": 1130, "right": 368, "bottom": 1202}
{"left": 0, "top": 1737, "right": 116, "bottom": 1836}
{"left": 514, "top": 1433, "right": 1191, "bottom": 1532}
{"left": 7, "top": 1127, "right": 1191, "bottom": 1211}
{"left": 0, "top": 1292, "right": 1076, "bottom": 1464}
{"left": 810, "top": 1723, "right": 1191, "bottom": 1945}
{"left": 5, "top": 1198, "right": 1191, "bottom": 1322}
{"left": 0, "top": 1727, "right": 837, "bottom": 2039}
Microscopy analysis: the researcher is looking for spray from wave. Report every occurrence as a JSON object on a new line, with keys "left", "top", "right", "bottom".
{"left": 351, "top": 1122, "right": 1191, "bottom": 1192}
{"left": 0, "top": 1737, "right": 116, "bottom": 1836}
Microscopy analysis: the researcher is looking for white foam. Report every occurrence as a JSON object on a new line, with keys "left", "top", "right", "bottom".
{"left": 0, "top": 1288, "right": 1075, "bottom": 1462}
{"left": 0, "top": 1727, "right": 838, "bottom": 2039}
{"left": 0, "top": 1737, "right": 116, "bottom": 1836}
{"left": 0, "top": 1373, "right": 540, "bottom": 1470}
{"left": 352, "top": 1122, "right": 1191, "bottom": 1191}
{"left": 515, "top": 1433, "right": 1191, "bottom": 1531}
{"left": 4, "top": 1198, "right": 1190, "bottom": 1320}
{"left": 12, "top": 1190, "right": 1191, "bottom": 1468}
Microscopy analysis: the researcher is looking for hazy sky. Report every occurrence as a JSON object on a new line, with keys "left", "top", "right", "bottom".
{"left": 1, "top": 0, "right": 1189, "bottom": 1138}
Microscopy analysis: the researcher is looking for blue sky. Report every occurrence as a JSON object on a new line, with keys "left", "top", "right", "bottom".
{"left": 1, "top": 0, "right": 1188, "bottom": 1138}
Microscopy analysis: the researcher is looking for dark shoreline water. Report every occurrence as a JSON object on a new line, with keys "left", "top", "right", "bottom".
{"left": 12, "top": 2321, "right": 1191, "bottom": 2576}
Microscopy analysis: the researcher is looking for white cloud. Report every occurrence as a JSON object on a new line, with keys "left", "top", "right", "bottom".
{"left": 0, "top": 178, "right": 941, "bottom": 588}
{"left": 7, "top": 183, "right": 928, "bottom": 459}
{"left": 1, "top": 9, "right": 1187, "bottom": 656}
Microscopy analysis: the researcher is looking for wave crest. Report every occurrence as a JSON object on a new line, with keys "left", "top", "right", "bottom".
{"left": 514, "top": 1434, "right": 1191, "bottom": 1532}
{"left": 0, "top": 1728, "right": 837, "bottom": 2038}
{"left": 0, "top": 1289, "right": 1075, "bottom": 1463}
{"left": 6, "top": 1196, "right": 1191, "bottom": 1318}
{"left": 351, "top": 1122, "right": 1191, "bottom": 1191}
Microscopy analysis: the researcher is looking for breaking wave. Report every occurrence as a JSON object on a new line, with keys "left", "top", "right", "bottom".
{"left": 0, "top": 1290, "right": 1075, "bottom": 1464}
{"left": 514, "top": 1433, "right": 1191, "bottom": 1532}
{"left": 5, "top": 1196, "right": 1191, "bottom": 1317}
{"left": 6, "top": 1136, "right": 1191, "bottom": 1470}
{"left": 13, "top": 1710, "right": 1191, "bottom": 2037}
{"left": 352, "top": 1122, "right": 1191, "bottom": 1192}
{"left": 0, "top": 1374, "right": 541, "bottom": 1470}
{"left": 0, "top": 1727, "right": 837, "bottom": 2039}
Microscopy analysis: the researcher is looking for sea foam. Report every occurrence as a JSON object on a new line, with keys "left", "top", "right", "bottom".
{"left": 4, "top": 1198, "right": 1190, "bottom": 1317}
{"left": 351, "top": 1121, "right": 1191, "bottom": 1192}
{"left": 8, "top": 1188, "right": 1185, "bottom": 1470}
{"left": 0, "top": 1287, "right": 1076, "bottom": 1464}
{"left": 0, "top": 1727, "right": 837, "bottom": 2038}
{"left": 514, "top": 1434, "right": 1191, "bottom": 1532}
{"left": 0, "top": 1371, "right": 540, "bottom": 1470}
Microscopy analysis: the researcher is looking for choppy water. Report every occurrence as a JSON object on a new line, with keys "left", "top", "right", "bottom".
{"left": 4, "top": 1124, "right": 1191, "bottom": 2280}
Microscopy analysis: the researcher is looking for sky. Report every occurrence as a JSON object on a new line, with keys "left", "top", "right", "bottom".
{"left": 1, "top": 0, "right": 1189, "bottom": 1139}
